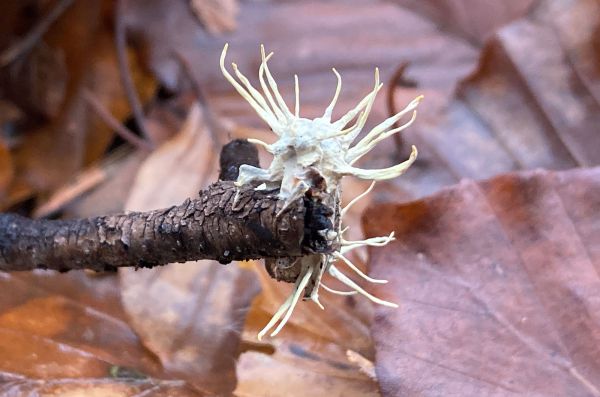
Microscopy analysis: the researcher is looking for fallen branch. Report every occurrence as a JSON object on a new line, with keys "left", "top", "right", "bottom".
{"left": 0, "top": 181, "right": 331, "bottom": 272}
{"left": 0, "top": 139, "right": 332, "bottom": 273}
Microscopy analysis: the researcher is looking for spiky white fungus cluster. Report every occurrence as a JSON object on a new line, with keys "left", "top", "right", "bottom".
{"left": 220, "top": 44, "right": 422, "bottom": 339}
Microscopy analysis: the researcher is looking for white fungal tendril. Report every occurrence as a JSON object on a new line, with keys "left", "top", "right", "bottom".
{"left": 333, "top": 252, "right": 388, "bottom": 284}
{"left": 341, "top": 181, "right": 376, "bottom": 218}
{"left": 321, "top": 282, "right": 358, "bottom": 296}
{"left": 220, "top": 44, "right": 421, "bottom": 338}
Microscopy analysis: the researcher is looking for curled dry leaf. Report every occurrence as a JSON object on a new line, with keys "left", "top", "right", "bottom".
{"left": 120, "top": 103, "right": 260, "bottom": 396}
{"left": 363, "top": 167, "right": 600, "bottom": 396}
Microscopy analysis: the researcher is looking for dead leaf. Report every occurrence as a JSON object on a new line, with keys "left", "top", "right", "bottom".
{"left": 383, "top": 0, "right": 600, "bottom": 201}
{"left": 190, "top": 0, "right": 238, "bottom": 34}
{"left": 457, "top": 0, "right": 600, "bottom": 168}
{"left": 0, "top": 378, "right": 197, "bottom": 397}
{"left": 128, "top": 0, "right": 600, "bottom": 207}
{"left": 1, "top": 0, "right": 156, "bottom": 209}
{"left": 234, "top": 258, "right": 379, "bottom": 397}
{"left": 392, "top": 0, "right": 536, "bottom": 44}
{"left": 236, "top": 347, "right": 379, "bottom": 397}
{"left": 363, "top": 167, "right": 600, "bottom": 396}
{"left": 0, "top": 270, "right": 203, "bottom": 395}
{"left": 120, "top": 103, "right": 260, "bottom": 396}
{"left": 125, "top": 0, "right": 477, "bottom": 95}
{"left": 33, "top": 148, "right": 147, "bottom": 218}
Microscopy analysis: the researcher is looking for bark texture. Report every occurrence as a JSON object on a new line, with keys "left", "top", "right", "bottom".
{"left": 0, "top": 181, "right": 332, "bottom": 272}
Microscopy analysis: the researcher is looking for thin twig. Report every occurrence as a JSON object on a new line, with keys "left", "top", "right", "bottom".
{"left": 82, "top": 89, "right": 153, "bottom": 151}
{"left": 173, "top": 49, "right": 224, "bottom": 147}
{"left": 386, "top": 62, "right": 417, "bottom": 151}
{"left": 114, "top": 0, "right": 153, "bottom": 146}
{"left": 0, "top": 0, "right": 75, "bottom": 67}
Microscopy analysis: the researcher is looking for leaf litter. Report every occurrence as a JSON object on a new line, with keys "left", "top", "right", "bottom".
{"left": 0, "top": 0, "right": 598, "bottom": 396}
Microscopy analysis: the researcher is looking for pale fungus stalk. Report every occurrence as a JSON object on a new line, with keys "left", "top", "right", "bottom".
{"left": 220, "top": 43, "right": 422, "bottom": 339}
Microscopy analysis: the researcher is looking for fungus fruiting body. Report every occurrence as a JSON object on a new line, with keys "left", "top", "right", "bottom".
{"left": 220, "top": 44, "right": 422, "bottom": 339}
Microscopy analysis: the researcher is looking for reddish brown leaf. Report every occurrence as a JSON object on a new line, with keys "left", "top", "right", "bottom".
{"left": 125, "top": 0, "right": 476, "bottom": 95}
{"left": 458, "top": 2, "right": 600, "bottom": 168}
{"left": 127, "top": 0, "right": 600, "bottom": 206}
{"left": 0, "top": 270, "right": 201, "bottom": 395}
{"left": 363, "top": 167, "right": 600, "bottom": 396}
{"left": 392, "top": 0, "right": 536, "bottom": 44}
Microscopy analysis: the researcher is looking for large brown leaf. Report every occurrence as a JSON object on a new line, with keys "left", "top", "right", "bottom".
{"left": 363, "top": 167, "right": 600, "bottom": 396}
{"left": 126, "top": 0, "right": 600, "bottom": 202}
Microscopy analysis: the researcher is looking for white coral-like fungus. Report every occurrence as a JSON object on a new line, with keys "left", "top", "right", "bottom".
{"left": 220, "top": 44, "right": 422, "bottom": 339}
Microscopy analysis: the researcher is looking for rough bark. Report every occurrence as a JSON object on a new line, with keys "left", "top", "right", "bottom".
{"left": 0, "top": 181, "right": 332, "bottom": 272}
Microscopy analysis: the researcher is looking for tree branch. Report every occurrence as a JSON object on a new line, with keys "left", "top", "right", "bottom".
{"left": 0, "top": 181, "right": 332, "bottom": 272}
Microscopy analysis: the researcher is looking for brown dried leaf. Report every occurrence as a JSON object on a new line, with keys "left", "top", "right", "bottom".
{"left": 236, "top": 347, "right": 379, "bottom": 397}
{"left": 120, "top": 103, "right": 260, "bottom": 396}
{"left": 190, "top": 0, "right": 238, "bottom": 34}
{"left": 2, "top": 0, "right": 156, "bottom": 206}
{"left": 133, "top": 0, "right": 600, "bottom": 205}
{"left": 235, "top": 263, "right": 379, "bottom": 397}
{"left": 1, "top": 378, "right": 197, "bottom": 397}
{"left": 125, "top": 0, "right": 476, "bottom": 94}
{"left": 392, "top": 0, "right": 536, "bottom": 44}
{"left": 0, "top": 270, "right": 199, "bottom": 395}
{"left": 363, "top": 167, "right": 600, "bottom": 396}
